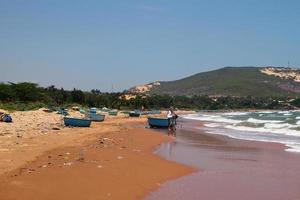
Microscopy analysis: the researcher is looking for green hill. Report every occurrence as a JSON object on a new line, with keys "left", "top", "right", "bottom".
{"left": 147, "top": 67, "right": 300, "bottom": 97}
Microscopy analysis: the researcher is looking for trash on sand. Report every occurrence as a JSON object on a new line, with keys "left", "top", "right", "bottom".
{"left": 63, "top": 162, "right": 73, "bottom": 166}
{"left": 117, "top": 156, "right": 124, "bottom": 160}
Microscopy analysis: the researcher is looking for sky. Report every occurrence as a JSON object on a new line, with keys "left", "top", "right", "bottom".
{"left": 0, "top": 0, "right": 299, "bottom": 91}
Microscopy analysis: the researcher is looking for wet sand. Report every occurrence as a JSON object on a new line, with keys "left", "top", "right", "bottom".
{"left": 0, "top": 116, "right": 193, "bottom": 200}
{"left": 145, "top": 119, "right": 300, "bottom": 200}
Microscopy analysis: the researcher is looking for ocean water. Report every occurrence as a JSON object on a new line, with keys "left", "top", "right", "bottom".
{"left": 183, "top": 110, "right": 300, "bottom": 153}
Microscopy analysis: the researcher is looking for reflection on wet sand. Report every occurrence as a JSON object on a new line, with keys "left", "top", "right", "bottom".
{"left": 146, "top": 119, "right": 300, "bottom": 200}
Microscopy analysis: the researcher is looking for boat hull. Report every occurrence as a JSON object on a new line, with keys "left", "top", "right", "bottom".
{"left": 148, "top": 117, "right": 170, "bottom": 128}
{"left": 64, "top": 117, "right": 91, "bottom": 127}
{"left": 86, "top": 113, "right": 105, "bottom": 122}
{"left": 129, "top": 112, "right": 140, "bottom": 117}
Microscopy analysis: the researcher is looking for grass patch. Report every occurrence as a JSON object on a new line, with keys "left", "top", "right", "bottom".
{"left": 0, "top": 102, "right": 46, "bottom": 112}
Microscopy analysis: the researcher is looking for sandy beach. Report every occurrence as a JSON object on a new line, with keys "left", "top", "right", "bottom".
{"left": 1, "top": 110, "right": 300, "bottom": 200}
{"left": 0, "top": 109, "right": 193, "bottom": 200}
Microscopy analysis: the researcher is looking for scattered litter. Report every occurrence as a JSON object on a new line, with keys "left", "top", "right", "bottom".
{"left": 117, "top": 156, "right": 124, "bottom": 160}
{"left": 28, "top": 169, "right": 35, "bottom": 173}
{"left": 42, "top": 165, "right": 47, "bottom": 168}
{"left": 63, "top": 162, "right": 72, "bottom": 166}
{"left": 97, "top": 165, "right": 103, "bottom": 168}
{"left": 65, "top": 152, "right": 71, "bottom": 155}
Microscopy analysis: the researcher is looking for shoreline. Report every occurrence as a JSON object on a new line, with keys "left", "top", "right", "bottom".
{"left": 2, "top": 109, "right": 300, "bottom": 199}
{"left": 0, "top": 114, "right": 194, "bottom": 200}
{"left": 145, "top": 119, "right": 300, "bottom": 200}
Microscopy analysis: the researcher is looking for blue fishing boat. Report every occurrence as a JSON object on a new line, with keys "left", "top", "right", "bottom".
{"left": 148, "top": 117, "right": 170, "bottom": 128}
{"left": 89, "top": 107, "right": 97, "bottom": 113}
{"left": 129, "top": 111, "right": 140, "bottom": 117}
{"left": 86, "top": 113, "right": 105, "bottom": 122}
{"left": 64, "top": 117, "right": 91, "bottom": 127}
{"left": 57, "top": 108, "right": 69, "bottom": 116}
{"left": 79, "top": 108, "right": 86, "bottom": 114}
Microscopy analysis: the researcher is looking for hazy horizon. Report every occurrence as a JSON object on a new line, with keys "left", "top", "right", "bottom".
{"left": 1, "top": 0, "right": 299, "bottom": 91}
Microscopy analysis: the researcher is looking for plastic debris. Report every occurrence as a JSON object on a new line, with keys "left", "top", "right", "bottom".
{"left": 117, "top": 156, "right": 124, "bottom": 160}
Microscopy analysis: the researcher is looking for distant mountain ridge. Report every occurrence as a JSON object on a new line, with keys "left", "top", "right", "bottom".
{"left": 128, "top": 66, "right": 300, "bottom": 97}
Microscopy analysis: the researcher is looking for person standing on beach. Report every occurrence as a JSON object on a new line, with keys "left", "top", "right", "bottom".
{"left": 167, "top": 107, "right": 177, "bottom": 135}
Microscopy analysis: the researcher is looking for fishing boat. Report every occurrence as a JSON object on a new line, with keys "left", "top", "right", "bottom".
{"left": 108, "top": 110, "right": 118, "bottom": 116}
{"left": 64, "top": 117, "right": 92, "bottom": 127}
{"left": 129, "top": 111, "right": 140, "bottom": 117}
{"left": 86, "top": 113, "right": 105, "bottom": 122}
{"left": 89, "top": 107, "right": 97, "bottom": 113}
{"left": 57, "top": 108, "right": 69, "bottom": 116}
{"left": 148, "top": 109, "right": 162, "bottom": 114}
{"left": 141, "top": 111, "right": 149, "bottom": 115}
{"left": 101, "top": 107, "right": 110, "bottom": 112}
{"left": 148, "top": 117, "right": 170, "bottom": 128}
{"left": 79, "top": 108, "right": 86, "bottom": 114}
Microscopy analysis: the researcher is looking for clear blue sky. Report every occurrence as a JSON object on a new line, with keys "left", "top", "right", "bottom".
{"left": 0, "top": 0, "right": 299, "bottom": 91}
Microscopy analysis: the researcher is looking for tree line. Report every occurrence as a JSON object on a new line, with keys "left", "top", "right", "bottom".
{"left": 0, "top": 82, "right": 298, "bottom": 111}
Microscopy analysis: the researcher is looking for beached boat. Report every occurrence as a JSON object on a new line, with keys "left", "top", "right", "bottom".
{"left": 148, "top": 117, "right": 170, "bottom": 128}
{"left": 89, "top": 107, "right": 97, "bottom": 113}
{"left": 79, "top": 108, "right": 86, "bottom": 114}
{"left": 64, "top": 117, "right": 91, "bottom": 127}
{"left": 141, "top": 111, "right": 149, "bottom": 115}
{"left": 101, "top": 107, "right": 111, "bottom": 112}
{"left": 129, "top": 111, "right": 140, "bottom": 117}
{"left": 57, "top": 108, "right": 69, "bottom": 116}
{"left": 108, "top": 110, "right": 118, "bottom": 116}
{"left": 148, "top": 110, "right": 162, "bottom": 114}
{"left": 86, "top": 113, "right": 105, "bottom": 122}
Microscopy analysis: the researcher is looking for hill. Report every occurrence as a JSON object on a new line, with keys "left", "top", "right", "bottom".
{"left": 128, "top": 67, "right": 300, "bottom": 97}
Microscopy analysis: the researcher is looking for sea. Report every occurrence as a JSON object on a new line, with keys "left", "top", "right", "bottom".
{"left": 183, "top": 110, "right": 300, "bottom": 153}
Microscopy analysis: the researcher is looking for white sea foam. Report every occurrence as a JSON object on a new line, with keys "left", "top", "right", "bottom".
{"left": 205, "top": 129, "right": 300, "bottom": 153}
{"left": 203, "top": 123, "right": 221, "bottom": 128}
{"left": 285, "top": 144, "right": 300, "bottom": 153}
{"left": 186, "top": 111, "right": 300, "bottom": 153}
{"left": 256, "top": 111, "right": 276, "bottom": 114}
{"left": 183, "top": 114, "right": 242, "bottom": 124}
{"left": 264, "top": 123, "right": 298, "bottom": 129}
{"left": 246, "top": 118, "right": 283, "bottom": 124}
{"left": 225, "top": 124, "right": 300, "bottom": 137}
{"left": 278, "top": 111, "right": 291, "bottom": 114}
{"left": 222, "top": 112, "right": 248, "bottom": 116}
